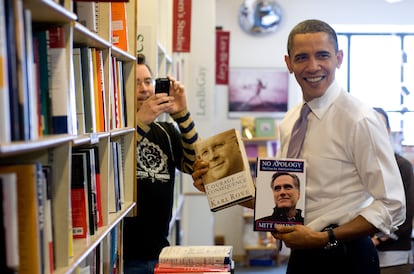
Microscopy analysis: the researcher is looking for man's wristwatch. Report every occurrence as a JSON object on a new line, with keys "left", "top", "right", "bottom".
{"left": 324, "top": 227, "right": 338, "bottom": 250}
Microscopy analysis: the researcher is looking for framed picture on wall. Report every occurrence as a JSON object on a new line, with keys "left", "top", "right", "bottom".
{"left": 228, "top": 67, "right": 289, "bottom": 118}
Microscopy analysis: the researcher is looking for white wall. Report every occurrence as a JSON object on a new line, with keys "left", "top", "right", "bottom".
{"left": 183, "top": 0, "right": 414, "bottom": 257}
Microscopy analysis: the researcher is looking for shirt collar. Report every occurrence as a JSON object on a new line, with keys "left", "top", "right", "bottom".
{"left": 306, "top": 81, "right": 341, "bottom": 120}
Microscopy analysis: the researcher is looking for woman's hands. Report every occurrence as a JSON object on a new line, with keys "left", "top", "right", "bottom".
{"left": 137, "top": 76, "right": 187, "bottom": 125}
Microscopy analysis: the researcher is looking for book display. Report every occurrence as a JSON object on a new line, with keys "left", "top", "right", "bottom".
{"left": 155, "top": 245, "right": 234, "bottom": 273}
{"left": 0, "top": 1, "right": 137, "bottom": 273}
{"left": 194, "top": 129, "right": 255, "bottom": 212}
{"left": 254, "top": 158, "right": 306, "bottom": 231}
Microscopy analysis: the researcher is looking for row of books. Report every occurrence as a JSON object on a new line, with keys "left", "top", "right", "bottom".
{"left": 74, "top": 1, "right": 129, "bottom": 52}
{"left": 71, "top": 142, "right": 125, "bottom": 240}
{"left": 0, "top": 141, "right": 127, "bottom": 273}
{"left": 0, "top": 0, "right": 129, "bottom": 144}
{"left": 73, "top": 46, "right": 127, "bottom": 135}
{"left": 0, "top": 163, "right": 54, "bottom": 274}
{"left": 155, "top": 245, "right": 234, "bottom": 274}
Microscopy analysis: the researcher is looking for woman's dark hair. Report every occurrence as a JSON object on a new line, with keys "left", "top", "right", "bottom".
{"left": 137, "top": 53, "right": 153, "bottom": 76}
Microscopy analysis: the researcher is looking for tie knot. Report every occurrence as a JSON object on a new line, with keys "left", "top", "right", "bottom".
{"left": 300, "top": 103, "right": 311, "bottom": 119}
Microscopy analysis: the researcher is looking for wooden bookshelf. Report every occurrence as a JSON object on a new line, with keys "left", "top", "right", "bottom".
{"left": 0, "top": 0, "right": 137, "bottom": 273}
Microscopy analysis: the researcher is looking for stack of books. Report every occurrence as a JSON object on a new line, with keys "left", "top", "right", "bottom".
{"left": 154, "top": 245, "right": 234, "bottom": 273}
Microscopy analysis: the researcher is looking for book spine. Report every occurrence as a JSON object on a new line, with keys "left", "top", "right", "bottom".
{"left": 4, "top": 0, "right": 21, "bottom": 141}
{"left": 0, "top": 0, "right": 11, "bottom": 144}
{"left": 13, "top": 0, "right": 30, "bottom": 141}
{"left": 32, "top": 30, "right": 51, "bottom": 136}
{"left": 47, "top": 26, "right": 70, "bottom": 134}
{"left": 23, "top": 9, "right": 38, "bottom": 140}
{"left": 42, "top": 167, "right": 54, "bottom": 274}
{"left": 94, "top": 49, "right": 107, "bottom": 132}
{"left": 73, "top": 47, "right": 86, "bottom": 135}
{"left": 0, "top": 173, "right": 19, "bottom": 271}
{"left": 80, "top": 47, "right": 97, "bottom": 133}
{"left": 71, "top": 153, "right": 90, "bottom": 239}
{"left": 92, "top": 147, "right": 103, "bottom": 227}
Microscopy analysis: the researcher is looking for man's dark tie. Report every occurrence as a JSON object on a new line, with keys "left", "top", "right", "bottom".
{"left": 287, "top": 103, "right": 311, "bottom": 158}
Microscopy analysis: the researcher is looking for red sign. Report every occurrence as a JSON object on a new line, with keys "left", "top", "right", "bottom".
{"left": 173, "top": 0, "right": 192, "bottom": 52}
{"left": 215, "top": 30, "right": 230, "bottom": 85}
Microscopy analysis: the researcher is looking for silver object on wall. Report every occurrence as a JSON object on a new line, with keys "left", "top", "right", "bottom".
{"left": 238, "top": 0, "right": 282, "bottom": 36}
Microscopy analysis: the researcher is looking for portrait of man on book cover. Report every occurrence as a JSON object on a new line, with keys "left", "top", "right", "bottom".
{"left": 254, "top": 158, "right": 306, "bottom": 231}
{"left": 196, "top": 130, "right": 245, "bottom": 185}
{"left": 194, "top": 128, "right": 256, "bottom": 212}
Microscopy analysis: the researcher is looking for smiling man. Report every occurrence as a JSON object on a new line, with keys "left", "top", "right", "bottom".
{"left": 191, "top": 19, "right": 406, "bottom": 274}
{"left": 273, "top": 19, "right": 406, "bottom": 274}
{"left": 256, "top": 172, "right": 304, "bottom": 225}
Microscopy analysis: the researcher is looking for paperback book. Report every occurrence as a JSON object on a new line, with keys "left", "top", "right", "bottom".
{"left": 194, "top": 128, "right": 255, "bottom": 212}
{"left": 254, "top": 157, "right": 306, "bottom": 231}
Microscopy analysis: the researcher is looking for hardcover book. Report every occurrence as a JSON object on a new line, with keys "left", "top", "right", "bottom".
{"left": 194, "top": 128, "right": 255, "bottom": 212}
{"left": 71, "top": 152, "right": 90, "bottom": 239}
{"left": 158, "top": 245, "right": 233, "bottom": 268}
{"left": 254, "top": 157, "right": 306, "bottom": 231}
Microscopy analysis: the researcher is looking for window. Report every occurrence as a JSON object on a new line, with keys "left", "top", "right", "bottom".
{"left": 336, "top": 32, "right": 414, "bottom": 146}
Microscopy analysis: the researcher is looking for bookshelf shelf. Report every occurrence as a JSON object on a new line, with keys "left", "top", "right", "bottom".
{"left": 0, "top": 135, "right": 75, "bottom": 157}
{"left": 0, "top": 0, "right": 137, "bottom": 272}
{"left": 23, "top": 0, "right": 76, "bottom": 23}
{"left": 55, "top": 201, "right": 136, "bottom": 274}
{"left": 73, "top": 22, "right": 112, "bottom": 49}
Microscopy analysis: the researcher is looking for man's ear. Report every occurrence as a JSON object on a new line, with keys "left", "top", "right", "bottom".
{"left": 284, "top": 55, "right": 293, "bottom": 73}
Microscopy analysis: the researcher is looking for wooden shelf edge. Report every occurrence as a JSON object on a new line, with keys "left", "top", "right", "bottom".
{"left": 110, "top": 127, "right": 136, "bottom": 138}
{"left": 0, "top": 135, "right": 75, "bottom": 157}
{"left": 55, "top": 201, "right": 136, "bottom": 274}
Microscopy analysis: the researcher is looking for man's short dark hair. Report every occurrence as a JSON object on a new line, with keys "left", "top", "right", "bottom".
{"left": 287, "top": 19, "right": 339, "bottom": 56}
{"left": 271, "top": 172, "right": 300, "bottom": 190}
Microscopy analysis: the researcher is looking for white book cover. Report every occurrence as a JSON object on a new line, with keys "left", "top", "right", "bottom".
{"left": 76, "top": 2, "right": 98, "bottom": 33}
{"left": 194, "top": 128, "right": 255, "bottom": 212}
{"left": 0, "top": 0, "right": 11, "bottom": 143}
{"left": 47, "top": 26, "right": 71, "bottom": 134}
{"left": 254, "top": 157, "right": 306, "bottom": 231}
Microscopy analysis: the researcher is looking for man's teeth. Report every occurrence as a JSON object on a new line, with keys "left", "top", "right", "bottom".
{"left": 307, "top": 76, "right": 323, "bottom": 82}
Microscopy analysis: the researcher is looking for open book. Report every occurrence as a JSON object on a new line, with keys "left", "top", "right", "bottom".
{"left": 254, "top": 157, "right": 306, "bottom": 231}
{"left": 194, "top": 129, "right": 255, "bottom": 212}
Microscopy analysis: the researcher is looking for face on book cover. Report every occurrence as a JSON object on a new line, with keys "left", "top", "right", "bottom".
{"left": 199, "top": 135, "right": 245, "bottom": 183}
{"left": 272, "top": 174, "right": 300, "bottom": 210}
